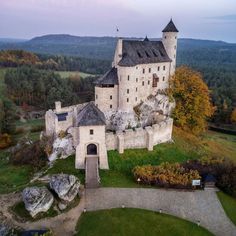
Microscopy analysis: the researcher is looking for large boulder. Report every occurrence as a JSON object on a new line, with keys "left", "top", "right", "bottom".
{"left": 0, "top": 223, "right": 17, "bottom": 236}
{"left": 48, "top": 134, "right": 75, "bottom": 161}
{"left": 50, "top": 174, "right": 80, "bottom": 202}
{"left": 22, "top": 187, "right": 54, "bottom": 217}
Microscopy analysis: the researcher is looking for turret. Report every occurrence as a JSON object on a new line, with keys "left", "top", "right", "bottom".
{"left": 162, "top": 19, "right": 178, "bottom": 75}
{"left": 112, "top": 38, "right": 123, "bottom": 68}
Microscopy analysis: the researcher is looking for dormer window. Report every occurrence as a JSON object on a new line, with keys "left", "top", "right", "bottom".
{"left": 145, "top": 51, "right": 150, "bottom": 58}
{"left": 152, "top": 50, "right": 158, "bottom": 57}
{"left": 137, "top": 51, "right": 142, "bottom": 58}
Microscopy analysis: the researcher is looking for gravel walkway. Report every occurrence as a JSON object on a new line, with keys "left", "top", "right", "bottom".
{"left": 85, "top": 188, "right": 236, "bottom": 236}
{"left": 1, "top": 188, "right": 236, "bottom": 236}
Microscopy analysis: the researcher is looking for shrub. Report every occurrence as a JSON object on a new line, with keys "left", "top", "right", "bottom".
{"left": 30, "top": 124, "right": 45, "bottom": 133}
{"left": 133, "top": 162, "right": 201, "bottom": 188}
{"left": 58, "top": 130, "right": 66, "bottom": 139}
{"left": 0, "top": 133, "right": 12, "bottom": 149}
{"left": 10, "top": 140, "right": 48, "bottom": 170}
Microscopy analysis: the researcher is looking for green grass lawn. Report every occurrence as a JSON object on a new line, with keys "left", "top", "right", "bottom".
{"left": 75, "top": 208, "right": 213, "bottom": 236}
{"left": 217, "top": 191, "right": 236, "bottom": 226}
{"left": 0, "top": 151, "right": 34, "bottom": 194}
{"left": 56, "top": 71, "right": 95, "bottom": 79}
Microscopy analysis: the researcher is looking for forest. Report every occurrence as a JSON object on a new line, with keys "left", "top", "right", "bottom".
{"left": 0, "top": 36, "right": 236, "bottom": 127}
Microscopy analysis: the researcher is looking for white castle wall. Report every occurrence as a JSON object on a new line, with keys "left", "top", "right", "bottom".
{"left": 117, "top": 61, "right": 171, "bottom": 112}
{"left": 95, "top": 85, "right": 118, "bottom": 112}
{"left": 106, "top": 118, "right": 173, "bottom": 153}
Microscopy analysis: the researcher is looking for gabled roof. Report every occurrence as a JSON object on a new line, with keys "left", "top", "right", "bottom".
{"left": 77, "top": 102, "right": 106, "bottom": 126}
{"left": 118, "top": 40, "right": 171, "bottom": 67}
{"left": 162, "top": 19, "right": 179, "bottom": 32}
{"left": 95, "top": 67, "right": 118, "bottom": 86}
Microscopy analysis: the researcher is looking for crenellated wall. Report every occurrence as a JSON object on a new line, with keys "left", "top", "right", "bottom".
{"left": 105, "top": 118, "right": 173, "bottom": 153}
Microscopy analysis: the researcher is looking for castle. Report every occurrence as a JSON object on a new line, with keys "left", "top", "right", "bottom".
{"left": 45, "top": 19, "right": 178, "bottom": 172}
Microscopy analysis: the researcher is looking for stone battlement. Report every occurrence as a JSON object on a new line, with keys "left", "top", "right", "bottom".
{"left": 105, "top": 118, "right": 173, "bottom": 153}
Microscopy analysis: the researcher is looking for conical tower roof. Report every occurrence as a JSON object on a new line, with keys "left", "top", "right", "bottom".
{"left": 162, "top": 19, "right": 179, "bottom": 32}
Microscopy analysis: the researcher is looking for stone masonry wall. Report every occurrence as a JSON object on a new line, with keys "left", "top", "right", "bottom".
{"left": 105, "top": 118, "right": 173, "bottom": 153}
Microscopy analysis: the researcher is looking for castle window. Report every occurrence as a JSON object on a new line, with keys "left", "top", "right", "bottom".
{"left": 158, "top": 66, "right": 160, "bottom": 71}
{"left": 120, "top": 76, "right": 122, "bottom": 81}
{"left": 143, "top": 69, "right": 145, "bottom": 74}
{"left": 163, "top": 66, "right": 166, "bottom": 71}
{"left": 165, "top": 36, "right": 167, "bottom": 39}
{"left": 174, "top": 54, "right": 176, "bottom": 58}
{"left": 127, "top": 98, "right": 129, "bottom": 103}
{"left": 136, "top": 87, "right": 138, "bottom": 92}
{"left": 95, "top": 94, "right": 98, "bottom": 99}
{"left": 110, "top": 95, "right": 112, "bottom": 100}
{"left": 135, "top": 97, "right": 137, "bottom": 101}
{"left": 174, "top": 45, "right": 176, "bottom": 49}
{"left": 96, "top": 104, "right": 98, "bottom": 107}
{"left": 128, "top": 75, "right": 130, "bottom": 81}
{"left": 136, "top": 66, "right": 138, "bottom": 69}
{"left": 136, "top": 78, "right": 138, "bottom": 82}
{"left": 149, "top": 68, "right": 151, "bottom": 73}
{"left": 142, "top": 81, "right": 144, "bottom": 86}
{"left": 127, "top": 89, "right": 129, "bottom": 94}
{"left": 110, "top": 105, "right": 112, "bottom": 109}
{"left": 90, "top": 129, "right": 94, "bottom": 135}
{"left": 152, "top": 74, "right": 159, "bottom": 87}
{"left": 175, "top": 36, "right": 177, "bottom": 39}
{"left": 148, "top": 80, "right": 150, "bottom": 85}
{"left": 163, "top": 76, "right": 165, "bottom": 81}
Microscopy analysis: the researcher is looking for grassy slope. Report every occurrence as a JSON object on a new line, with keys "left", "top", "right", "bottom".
{"left": 217, "top": 191, "right": 236, "bottom": 226}
{"left": 76, "top": 208, "right": 213, "bottom": 236}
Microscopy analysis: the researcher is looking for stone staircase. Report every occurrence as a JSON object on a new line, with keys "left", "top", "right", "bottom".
{"left": 85, "top": 156, "right": 100, "bottom": 189}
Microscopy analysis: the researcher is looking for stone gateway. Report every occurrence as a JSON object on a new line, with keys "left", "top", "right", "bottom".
{"left": 45, "top": 19, "right": 178, "bottom": 173}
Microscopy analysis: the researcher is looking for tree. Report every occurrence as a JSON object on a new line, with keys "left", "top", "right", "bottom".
{"left": 171, "top": 66, "right": 214, "bottom": 134}
{"left": 0, "top": 98, "right": 16, "bottom": 134}
{"left": 231, "top": 108, "right": 236, "bottom": 123}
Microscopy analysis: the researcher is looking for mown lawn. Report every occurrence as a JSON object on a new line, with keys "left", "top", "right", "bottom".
{"left": 217, "top": 191, "right": 236, "bottom": 226}
{"left": 75, "top": 208, "right": 213, "bottom": 236}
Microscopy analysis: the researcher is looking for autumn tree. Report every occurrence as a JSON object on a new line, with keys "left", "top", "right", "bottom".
{"left": 231, "top": 108, "right": 236, "bottom": 123}
{"left": 171, "top": 66, "right": 214, "bottom": 134}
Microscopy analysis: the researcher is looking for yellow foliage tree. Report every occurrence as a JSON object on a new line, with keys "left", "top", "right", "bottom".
{"left": 231, "top": 108, "right": 236, "bottom": 123}
{"left": 171, "top": 66, "right": 214, "bottom": 134}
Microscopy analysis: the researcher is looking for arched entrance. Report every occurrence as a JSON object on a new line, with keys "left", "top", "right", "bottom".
{"left": 87, "top": 144, "right": 98, "bottom": 155}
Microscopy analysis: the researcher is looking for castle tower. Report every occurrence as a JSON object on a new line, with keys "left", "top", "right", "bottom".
{"left": 162, "top": 19, "right": 179, "bottom": 75}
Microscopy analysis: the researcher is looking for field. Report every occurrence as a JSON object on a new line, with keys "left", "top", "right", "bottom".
{"left": 75, "top": 208, "right": 213, "bottom": 236}
{"left": 56, "top": 71, "right": 95, "bottom": 79}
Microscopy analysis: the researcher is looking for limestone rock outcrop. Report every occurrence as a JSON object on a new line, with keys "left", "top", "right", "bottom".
{"left": 49, "top": 174, "right": 80, "bottom": 202}
{"left": 22, "top": 187, "right": 54, "bottom": 217}
{"left": 48, "top": 134, "right": 75, "bottom": 161}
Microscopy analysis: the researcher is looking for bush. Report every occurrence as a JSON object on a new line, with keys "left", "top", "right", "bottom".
{"left": 133, "top": 162, "right": 201, "bottom": 188}
{"left": 58, "top": 130, "right": 66, "bottom": 139}
{"left": 0, "top": 133, "right": 12, "bottom": 149}
{"left": 10, "top": 140, "right": 47, "bottom": 170}
{"left": 30, "top": 124, "right": 45, "bottom": 133}
{"left": 183, "top": 157, "right": 236, "bottom": 198}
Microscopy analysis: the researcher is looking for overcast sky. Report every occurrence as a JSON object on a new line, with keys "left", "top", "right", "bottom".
{"left": 0, "top": 0, "right": 236, "bottom": 42}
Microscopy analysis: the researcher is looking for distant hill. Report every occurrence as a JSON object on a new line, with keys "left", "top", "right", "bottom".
{"left": 0, "top": 34, "right": 235, "bottom": 60}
